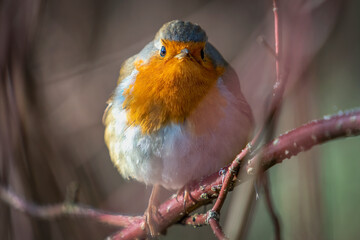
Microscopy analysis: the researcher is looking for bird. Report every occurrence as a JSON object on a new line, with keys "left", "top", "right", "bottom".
{"left": 103, "top": 20, "right": 254, "bottom": 236}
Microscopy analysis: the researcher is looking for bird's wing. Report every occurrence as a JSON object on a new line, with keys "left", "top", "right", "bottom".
{"left": 117, "top": 55, "right": 137, "bottom": 85}
{"left": 222, "top": 65, "right": 254, "bottom": 133}
{"left": 102, "top": 55, "right": 137, "bottom": 124}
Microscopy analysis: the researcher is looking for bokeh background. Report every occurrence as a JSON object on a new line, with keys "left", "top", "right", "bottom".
{"left": 0, "top": 0, "right": 359, "bottom": 239}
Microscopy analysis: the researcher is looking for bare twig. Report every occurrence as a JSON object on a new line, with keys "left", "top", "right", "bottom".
{"left": 252, "top": 2, "right": 283, "bottom": 239}
{"left": 261, "top": 173, "right": 281, "bottom": 240}
{"left": 0, "top": 186, "right": 142, "bottom": 227}
{"left": 257, "top": 36, "right": 277, "bottom": 59}
{"left": 212, "top": 1, "right": 284, "bottom": 238}
{"left": 211, "top": 143, "right": 252, "bottom": 213}
{"left": 209, "top": 217, "right": 228, "bottom": 240}
{"left": 210, "top": 0, "right": 285, "bottom": 222}
{"left": 247, "top": 109, "right": 360, "bottom": 172}
{"left": 272, "top": 0, "right": 280, "bottom": 99}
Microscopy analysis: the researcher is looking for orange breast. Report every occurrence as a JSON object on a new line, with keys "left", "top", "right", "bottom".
{"left": 123, "top": 40, "right": 224, "bottom": 133}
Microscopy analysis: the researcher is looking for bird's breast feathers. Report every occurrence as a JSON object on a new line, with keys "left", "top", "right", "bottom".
{"left": 104, "top": 67, "right": 253, "bottom": 189}
{"left": 122, "top": 41, "right": 224, "bottom": 134}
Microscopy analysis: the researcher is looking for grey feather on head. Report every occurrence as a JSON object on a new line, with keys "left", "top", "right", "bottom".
{"left": 155, "top": 20, "right": 207, "bottom": 43}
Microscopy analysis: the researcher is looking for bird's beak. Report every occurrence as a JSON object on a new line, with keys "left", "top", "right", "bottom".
{"left": 175, "top": 48, "right": 190, "bottom": 59}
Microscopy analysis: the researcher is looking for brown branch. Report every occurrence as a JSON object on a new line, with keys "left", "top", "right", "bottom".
{"left": 261, "top": 173, "right": 281, "bottom": 240}
{"left": 210, "top": 0, "right": 285, "bottom": 218}
{"left": 238, "top": 2, "right": 283, "bottom": 238}
{"left": 182, "top": 210, "right": 228, "bottom": 240}
{"left": 209, "top": 217, "right": 228, "bottom": 240}
{"left": 211, "top": 143, "right": 252, "bottom": 213}
{"left": 247, "top": 109, "right": 360, "bottom": 172}
{"left": 0, "top": 186, "right": 142, "bottom": 227}
{"left": 273, "top": 0, "right": 280, "bottom": 95}
{"left": 211, "top": 1, "right": 284, "bottom": 238}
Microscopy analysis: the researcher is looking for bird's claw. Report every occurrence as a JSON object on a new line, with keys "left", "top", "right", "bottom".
{"left": 144, "top": 204, "right": 160, "bottom": 237}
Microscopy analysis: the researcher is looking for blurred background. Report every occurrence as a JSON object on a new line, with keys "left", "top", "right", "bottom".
{"left": 0, "top": 0, "right": 359, "bottom": 239}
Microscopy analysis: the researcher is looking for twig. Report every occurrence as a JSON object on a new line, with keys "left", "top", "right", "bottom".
{"left": 272, "top": 0, "right": 280, "bottom": 98}
{"left": 210, "top": 1, "right": 284, "bottom": 238}
{"left": 257, "top": 36, "right": 278, "bottom": 59}
{"left": 247, "top": 109, "right": 360, "bottom": 172}
{"left": 0, "top": 186, "right": 142, "bottom": 227}
{"left": 261, "top": 173, "right": 281, "bottom": 240}
{"left": 209, "top": 217, "right": 228, "bottom": 240}
{"left": 252, "top": 2, "right": 283, "bottom": 239}
{"left": 211, "top": 144, "right": 252, "bottom": 213}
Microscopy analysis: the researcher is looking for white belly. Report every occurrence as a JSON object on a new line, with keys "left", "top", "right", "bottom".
{"left": 105, "top": 76, "right": 252, "bottom": 189}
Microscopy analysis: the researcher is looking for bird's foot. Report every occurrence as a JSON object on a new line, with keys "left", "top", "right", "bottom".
{"left": 176, "top": 185, "right": 196, "bottom": 213}
{"left": 144, "top": 204, "right": 160, "bottom": 237}
{"left": 144, "top": 185, "right": 162, "bottom": 237}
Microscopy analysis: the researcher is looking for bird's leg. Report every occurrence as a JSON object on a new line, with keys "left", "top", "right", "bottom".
{"left": 183, "top": 187, "right": 191, "bottom": 212}
{"left": 176, "top": 184, "right": 196, "bottom": 213}
{"left": 145, "top": 184, "right": 161, "bottom": 237}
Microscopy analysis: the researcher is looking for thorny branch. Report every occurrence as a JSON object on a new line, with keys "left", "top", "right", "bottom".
{"left": 1, "top": 109, "right": 359, "bottom": 239}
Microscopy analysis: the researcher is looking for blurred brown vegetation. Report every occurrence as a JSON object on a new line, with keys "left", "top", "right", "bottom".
{"left": 0, "top": 0, "right": 359, "bottom": 239}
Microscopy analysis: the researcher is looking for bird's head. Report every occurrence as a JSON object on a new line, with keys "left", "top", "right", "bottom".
{"left": 123, "top": 20, "right": 225, "bottom": 133}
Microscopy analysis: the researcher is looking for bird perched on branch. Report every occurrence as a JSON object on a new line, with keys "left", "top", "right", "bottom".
{"left": 103, "top": 20, "right": 254, "bottom": 236}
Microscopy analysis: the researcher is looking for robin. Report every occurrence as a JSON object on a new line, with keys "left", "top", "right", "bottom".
{"left": 103, "top": 20, "right": 254, "bottom": 236}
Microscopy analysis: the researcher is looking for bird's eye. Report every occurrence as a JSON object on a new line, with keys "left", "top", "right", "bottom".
{"left": 200, "top": 48, "right": 205, "bottom": 60}
{"left": 160, "top": 46, "right": 166, "bottom": 57}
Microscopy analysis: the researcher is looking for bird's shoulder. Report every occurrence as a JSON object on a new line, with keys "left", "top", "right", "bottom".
{"left": 117, "top": 40, "right": 158, "bottom": 85}
{"left": 103, "top": 41, "right": 157, "bottom": 124}
{"left": 117, "top": 54, "right": 137, "bottom": 84}
{"left": 103, "top": 54, "right": 137, "bottom": 124}
{"left": 205, "top": 43, "right": 244, "bottom": 104}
